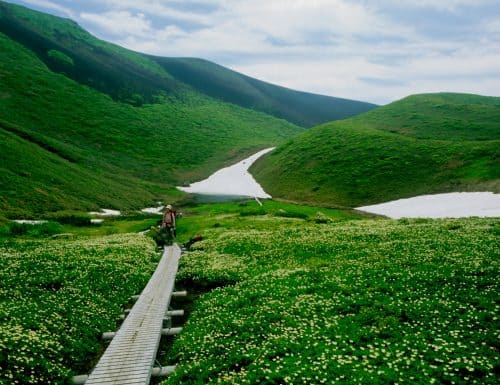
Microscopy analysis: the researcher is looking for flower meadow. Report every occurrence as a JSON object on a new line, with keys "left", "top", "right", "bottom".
{"left": 165, "top": 217, "right": 499, "bottom": 385}
{"left": 0, "top": 234, "right": 158, "bottom": 385}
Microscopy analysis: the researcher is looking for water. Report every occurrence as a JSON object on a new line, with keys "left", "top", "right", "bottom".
{"left": 177, "top": 148, "right": 274, "bottom": 201}
{"left": 88, "top": 209, "right": 121, "bottom": 216}
{"left": 356, "top": 192, "right": 500, "bottom": 219}
{"left": 13, "top": 220, "right": 48, "bottom": 224}
{"left": 141, "top": 206, "right": 164, "bottom": 215}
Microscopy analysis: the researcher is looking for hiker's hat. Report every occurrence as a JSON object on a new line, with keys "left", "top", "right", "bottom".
{"left": 166, "top": 204, "right": 173, "bottom": 210}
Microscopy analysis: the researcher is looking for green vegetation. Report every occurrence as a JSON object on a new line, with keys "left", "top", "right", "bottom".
{"left": 0, "top": 0, "right": 180, "bottom": 105}
{"left": 354, "top": 93, "right": 500, "bottom": 141}
{"left": 0, "top": 234, "right": 159, "bottom": 384}
{"left": 253, "top": 93, "right": 500, "bottom": 207}
{"left": 156, "top": 58, "right": 376, "bottom": 127}
{"left": 0, "top": 221, "right": 63, "bottom": 237}
{"left": 175, "top": 199, "right": 362, "bottom": 248}
{"left": 160, "top": 206, "right": 499, "bottom": 385}
{"left": 0, "top": 0, "right": 375, "bottom": 127}
{"left": 0, "top": 29, "right": 302, "bottom": 217}
{"left": 0, "top": 201, "right": 497, "bottom": 385}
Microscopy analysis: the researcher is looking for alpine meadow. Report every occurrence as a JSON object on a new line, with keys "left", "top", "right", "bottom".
{"left": 0, "top": 1, "right": 498, "bottom": 385}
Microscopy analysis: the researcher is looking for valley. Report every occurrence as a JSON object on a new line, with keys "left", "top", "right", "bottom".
{"left": 0, "top": 2, "right": 498, "bottom": 385}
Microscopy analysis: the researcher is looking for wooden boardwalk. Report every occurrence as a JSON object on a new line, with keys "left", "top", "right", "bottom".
{"left": 84, "top": 244, "right": 181, "bottom": 385}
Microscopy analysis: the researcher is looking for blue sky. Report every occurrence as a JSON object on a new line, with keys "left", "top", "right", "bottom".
{"left": 6, "top": 0, "right": 500, "bottom": 104}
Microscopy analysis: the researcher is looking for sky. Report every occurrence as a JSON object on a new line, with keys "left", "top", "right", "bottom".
{"left": 6, "top": 0, "right": 500, "bottom": 104}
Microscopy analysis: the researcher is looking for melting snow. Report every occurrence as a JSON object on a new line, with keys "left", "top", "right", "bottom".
{"left": 357, "top": 192, "right": 500, "bottom": 219}
{"left": 177, "top": 148, "right": 274, "bottom": 198}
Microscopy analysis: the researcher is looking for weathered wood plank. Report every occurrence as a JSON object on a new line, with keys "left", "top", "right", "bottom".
{"left": 84, "top": 244, "right": 181, "bottom": 385}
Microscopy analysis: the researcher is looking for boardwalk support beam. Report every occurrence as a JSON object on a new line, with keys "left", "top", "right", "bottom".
{"left": 172, "top": 290, "right": 187, "bottom": 297}
{"left": 102, "top": 331, "right": 116, "bottom": 340}
{"left": 71, "top": 374, "right": 88, "bottom": 384}
{"left": 151, "top": 365, "right": 176, "bottom": 377}
{"left": 162, "top": 327, "right": 182, "bottom": 336}
{"left": 166, "top": 309, "right": 184, "bottom": 317}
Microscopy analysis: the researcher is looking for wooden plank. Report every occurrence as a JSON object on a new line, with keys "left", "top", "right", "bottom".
{"left": 85, "top": 244, "right": 181, "bottom": 385}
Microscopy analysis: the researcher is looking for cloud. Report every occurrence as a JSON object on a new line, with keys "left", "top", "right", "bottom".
{"left": 380, "top": 0, "right": 497, "bottom": 12}
{"left": 8, "top": 0, "right": 500, "bottom": 104}
{"left": 80, "top": 11, "right": 152, "bottom": 37}
{"left": 15, "top": 0, "right": 75, "bottom": 18}
{"left": 83, "top": 0, "right": 212, "bottom": 25}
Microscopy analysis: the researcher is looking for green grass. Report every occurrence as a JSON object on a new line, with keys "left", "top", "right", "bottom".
{"left": 252, "top": 93, "right": 500, "bottom": 207}
{"left": 355, "top": 93, "right": 500, "bottom": 141}
{"left": 156, "top": 57, "right": 376, "bottom": 127}
{"left": 161, "top": 209, "right": 499, "bottom": 385}
{"left": 175, "top": 199, "right": 363, "bottom": 247}
{"left": 0, "top": 201, "right": 497, "bottom": 385}
{"left": 0, "top": 234, "right": 159, "bottom": 384}
{"left": 0, "top": 29, "right": 302, "bottom": 217}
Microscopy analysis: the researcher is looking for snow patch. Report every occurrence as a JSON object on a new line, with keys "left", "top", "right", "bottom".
{"left": 177, "top": 148, "right": 274, "bottom": 198}
{"left": 141, "top": 206, "right": 164, "bottom": 215}
{"left": 356, "top": 192, "right": 500, "bottom": 219}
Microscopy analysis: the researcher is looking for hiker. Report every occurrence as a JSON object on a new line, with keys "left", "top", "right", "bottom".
{"left": 161, "top": 204, "right": 176, "bottom": 238}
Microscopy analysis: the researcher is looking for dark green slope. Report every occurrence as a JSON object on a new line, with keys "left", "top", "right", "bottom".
{"left": 0, "top": 29, "right": 302, "bottom": 217}
{"left": 252, "top": 94, "right": 500, "bottom": 207}
{"left": 0, "top": 0, "right": 375, "bottom": 126}
{"left": 155, "top": 57, "right": 377, "bottom": 127}
{"left": 0, "top": 0, "right": 183, "bottom": 105}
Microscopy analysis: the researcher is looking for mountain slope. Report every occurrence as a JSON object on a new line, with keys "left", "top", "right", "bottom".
{"left": 155, "top": 57, "right": 377, "bottom": 127}
{"left": 252, "top": 93, "right": 500, "bottom": 207}
{"left": 0, "top": 28, "right": 301, "bottom": 217}
{"left": 0, "top": 0, "right": 376, "bottom": 127}
{"left": 352, "top": 93, "right": 500, "bottom": 141}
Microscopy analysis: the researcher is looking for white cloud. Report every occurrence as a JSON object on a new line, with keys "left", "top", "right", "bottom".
{"left": 381, "top": 0, "right": 497, "bottom": 12}
{"left": 85, "top": 0, "right": 211, "bottom": 25}
{"left": 12, "top": 0, "right": 500, "bottom": 104}
{"left": 17, "top": 0, "right": 75, "bottom": 18}
{"left": 80, "top": 11, "right": 152, "bottom": 37}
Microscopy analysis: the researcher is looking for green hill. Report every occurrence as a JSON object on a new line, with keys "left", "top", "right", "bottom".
{"left": 0, "top": 10, "right": 302, "bottom": 217}
{"left": 252, "top": 93, "right": 500, "bottom": 207}
{"left": 0, "top": 1, "right": 376, "bottom": 126}
{"left": 0, "top": 0, "right": 379, "bottom": 217}
{"left": 155, "top": 57, "right": 377, "bottom": 127}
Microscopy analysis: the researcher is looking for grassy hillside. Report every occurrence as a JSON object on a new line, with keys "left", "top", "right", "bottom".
{"left": 164, "top": 203, "right": 498, "bottom": 385}
{"left": 3, "top": 201, "right": 497, "bottom": 384}
{"left": 353, "top": 93, "right": 500, "bottom": 141}
{"left": 0, "top": 0, "right": 183, "bottom": 104}
{"left": 0, "top": 30, "right": 302, "bottom": 217}
{"left": 155, "top": 57, "right": 377, "bottom": 127}
{"left": 252, "top": 93, "right": 500, "bottom": 207}
{"left": 0, "top": 0, "right": 376, "bottom": 126}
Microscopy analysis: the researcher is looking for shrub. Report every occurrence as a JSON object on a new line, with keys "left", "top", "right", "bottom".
{"left": 47, "top": 49, "right": 74, "bottom": 67}
{"left": 239, "top": 208, "right": 266, "bottom": 217}
{"left": 44, "top": 211, "right": 91, "bottom": 226}
{"left": 4, "top": 221, "right": 64, "bottom": 237}
{"left": 314, "top": 211, "right": 332, "bottom": 223}
{"left": 274, "top": 209, "right": 309, "bottom": 220}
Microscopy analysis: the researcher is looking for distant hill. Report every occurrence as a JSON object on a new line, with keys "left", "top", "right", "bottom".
{"left": 155, "top": 57, "right": 376, "bottom": 127}
{"left": 352, "top": 93, "right": 500, "bottom": 141}
{"left": 252, "top": 93, "right": 500, "bottom": 207}
{"left": 0, "top": 1, "right": 376, "bottom": 127}
{"left": 0, "top": 2, "right": 304, "bottom": 217}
